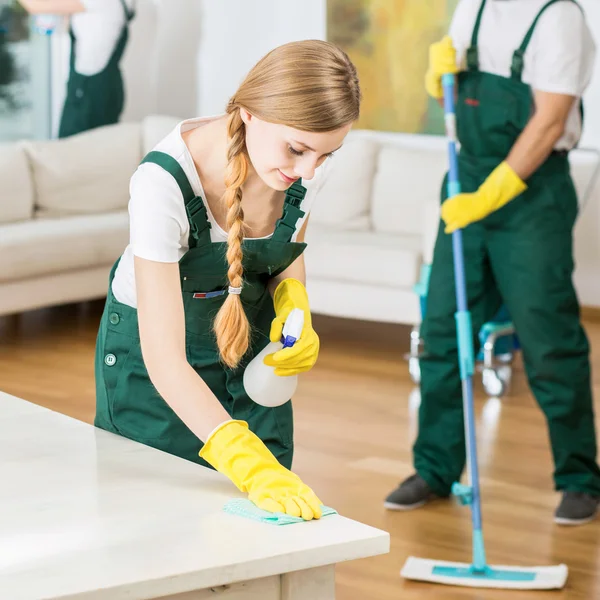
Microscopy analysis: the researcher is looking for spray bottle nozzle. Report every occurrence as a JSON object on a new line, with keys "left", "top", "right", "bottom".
{"left": 279, "top": 308, "right": 305, "bottom": 349}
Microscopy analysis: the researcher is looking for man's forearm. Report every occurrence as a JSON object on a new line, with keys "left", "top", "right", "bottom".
{"left": 505, "top": 117, "right": 566, "bottom": 181}
{"left": 17, "top": 0, "right": 84, "bottom": 14}
{"left": 504, "top": 90, "right": 576, "bottom": 182}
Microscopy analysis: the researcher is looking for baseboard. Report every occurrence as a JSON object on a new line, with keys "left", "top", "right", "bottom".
{"left": 581, "top": 305, "right": 600, "bottom": 322}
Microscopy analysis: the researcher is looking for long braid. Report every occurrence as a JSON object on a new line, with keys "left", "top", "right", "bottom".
{"left": 211, "top": 40, "right": 361, "bottom": 367}
{"left": 213, "top": 107, "right": 251, "bottom": 368}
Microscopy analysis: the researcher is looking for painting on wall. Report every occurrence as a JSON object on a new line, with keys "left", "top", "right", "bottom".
{"left": 327, "top": 0, "right": 459, "bottom": 135}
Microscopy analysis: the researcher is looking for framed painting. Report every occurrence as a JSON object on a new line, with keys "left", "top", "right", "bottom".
{"left": 327, "top": 0, "right": 459, "bottom": 134}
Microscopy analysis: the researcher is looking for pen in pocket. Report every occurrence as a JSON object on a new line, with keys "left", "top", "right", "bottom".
{"left": 193, "top": 290, "right": 226, "bottom": 299}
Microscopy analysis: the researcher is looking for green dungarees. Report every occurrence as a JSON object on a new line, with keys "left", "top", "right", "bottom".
{"left": 415, "top": 0, "right": 600, "bottom": 496}
{"left": 94, "top": 151, "right": 309, "bottom": 471}
{"left": 58, "top": 0, "right": 134, "bottom": 138}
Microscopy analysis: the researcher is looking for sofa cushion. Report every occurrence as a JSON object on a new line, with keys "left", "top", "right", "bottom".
{"left": 304, "top": 224, "right": 422, "bottom": 289}
{"left": 22, "top": 122, "right": 142, "bottom": 217}
{"left": 142, "top": 115, "right": 181, "bottom": 154}
{"left": 0, "top": 212, "right": 129, "bottom": 283}
{"left": 371, "top": 145, "right": 447, "bottom": 237}
{"left": 309, "top": 136, "right": 379, "bottom": 229}
{"left": 0, "top": 143, "right": 34, "bottom": 224}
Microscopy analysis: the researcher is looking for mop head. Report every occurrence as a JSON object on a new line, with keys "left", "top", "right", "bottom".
{"left": 401, "top": 557, "right": 568, "bottom": 590}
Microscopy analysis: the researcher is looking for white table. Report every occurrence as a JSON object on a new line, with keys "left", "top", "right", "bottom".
{"left": 0, "top": 392, "right": 389, "bottom": 600}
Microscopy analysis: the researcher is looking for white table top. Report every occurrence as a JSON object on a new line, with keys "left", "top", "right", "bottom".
{"left": 0, "top": 392, "right": 389, "bottom": 600}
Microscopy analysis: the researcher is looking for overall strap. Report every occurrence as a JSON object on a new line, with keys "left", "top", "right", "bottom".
{"left": 466, "top": 0, "right": 487, "bottom": 71}
{"left": 118, "top": 0, "right": 136, "bottom": 22}
{"left": 271, "top": 180, "right": 307, "bottom": 243}
{"left": 511, "top": 0, "right": 578, "bottom": 80}
{"left": 68, "top": 27, "right": 76, "bottom": 68}
{"left": 140, "top": 151, "right": 211, "bottom": 248}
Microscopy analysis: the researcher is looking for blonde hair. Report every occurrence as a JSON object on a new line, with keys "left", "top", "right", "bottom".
{"left": 213, "top": 40, "right": 361, "bottom": 369}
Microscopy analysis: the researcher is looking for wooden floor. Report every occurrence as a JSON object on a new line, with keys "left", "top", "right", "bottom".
{"left": 1, "top": 301, "right": 600, "bottom": 600}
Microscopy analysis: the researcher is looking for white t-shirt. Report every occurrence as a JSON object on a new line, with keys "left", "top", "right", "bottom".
{"left": 111, "top": 116, "right": 328, "bottom": 308}
{"left": 449, "top": 0, "right": 596, "bottom": 150}
{"left": 71, "top": 0, "right": 133, "bottom": 76}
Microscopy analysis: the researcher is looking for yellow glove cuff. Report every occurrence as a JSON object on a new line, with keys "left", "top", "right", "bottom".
{"left": 482, "top": 161, "right": 528, "bottom": 210}
{"left": 199, "top": 420, "right": 248, "bottom": 466}
{"left": 273, "top": 278, "right": 308, "bottom": 310}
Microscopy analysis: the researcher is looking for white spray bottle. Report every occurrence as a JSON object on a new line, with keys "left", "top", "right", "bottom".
{"left": 243, "top": 308, "right": 305, "bottom": 408}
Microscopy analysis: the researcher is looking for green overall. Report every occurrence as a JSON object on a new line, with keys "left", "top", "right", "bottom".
{"left": 94, "top": 151, "right": 308, "bottom": 471}
{"left": 58, "top": 0, "right": 134, "bottom": 138}
{"left": 415, "top": 0, "right": 600, "bottom": 497}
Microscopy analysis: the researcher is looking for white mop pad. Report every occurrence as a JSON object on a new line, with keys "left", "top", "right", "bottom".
{"left": 401, "top": 557, "right": 568, "bottom": 590}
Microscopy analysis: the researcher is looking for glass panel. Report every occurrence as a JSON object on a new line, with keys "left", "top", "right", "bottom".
{"left": 0, "top": 2, "right": 54, "bottom": 142}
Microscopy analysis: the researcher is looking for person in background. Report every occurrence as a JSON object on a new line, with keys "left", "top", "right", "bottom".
{"left": 385, "top": 0, "right": 600, "bottom": 526}
{"left": 17, "top": 0, "right": 134, "bottom": 137}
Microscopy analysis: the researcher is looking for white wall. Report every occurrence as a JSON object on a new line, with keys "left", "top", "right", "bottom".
{"left": 567, "top": 0, "right": 600, "bottom": 308}
{"left": 119, "top": 0, "right": 159, "bottom": 122}
{"left": 579, "top": 0, "right": 600, "bottom": 149}
{"left": 195, "top": 0, "right": 326, "bottom": 116}
{"left": 153, "top": 0, "right": 202, "bottom": 119}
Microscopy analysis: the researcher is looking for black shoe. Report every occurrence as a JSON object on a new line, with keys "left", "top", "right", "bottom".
{"left": 384, "top": 473, "right": 440, "bottom": 511}
{"left": 554, "top": 491, "right": 599, "bottom": 526}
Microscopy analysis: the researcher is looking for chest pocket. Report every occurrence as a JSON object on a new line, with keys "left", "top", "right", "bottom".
{"left": 180, "top": 238, "right": 306, "bottom": 341}
{"left": 456, "top": 71, "right": 532, "bottom": 159}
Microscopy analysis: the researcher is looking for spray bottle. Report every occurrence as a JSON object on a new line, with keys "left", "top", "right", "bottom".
{"left": 243, "top": 308, "right": 305, "bottom": 407}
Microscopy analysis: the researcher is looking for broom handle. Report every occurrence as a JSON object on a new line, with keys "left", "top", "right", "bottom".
{"left": 441, "top": 73, "right": 487, "bottom": 571}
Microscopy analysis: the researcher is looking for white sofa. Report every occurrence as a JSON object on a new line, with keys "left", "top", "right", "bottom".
{"left": 304, "top": 130, "right": 448, "bottom": 325}
{"left": 0, "top": 116, "right": 175, "bottom": 317}
{"left": 304, "top": 129, "right": 600, "bottom": 324}
{"left": 1, "top": 116, "right": 599, "bottom": 323}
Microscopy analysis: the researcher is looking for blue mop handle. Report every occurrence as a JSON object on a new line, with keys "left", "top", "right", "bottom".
{"left": 441, "top": 73, "right": 486, "bottom": 572}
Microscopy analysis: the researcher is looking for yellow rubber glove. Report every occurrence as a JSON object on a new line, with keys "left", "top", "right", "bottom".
{"left": 441, "top": 162, "right": 528, "bottom": 233}
{"left": 425, "top": 35, "right": 459, "bottom": 99}
{"left": 199, "top": 420, "right": 322, "bottom": 520}
{"left": 263, "top": 278, "right": 320, "bottom": 377}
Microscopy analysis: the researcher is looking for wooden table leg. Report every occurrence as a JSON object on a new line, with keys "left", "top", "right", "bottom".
{"left": 281, "top": 565, "right": 336, "bottom": 600}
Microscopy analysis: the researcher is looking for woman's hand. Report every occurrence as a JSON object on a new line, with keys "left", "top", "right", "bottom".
{"left": 264, "top": 278, "right": 320, "bottom": 376}
{"left": 200, "top": 420, "right": 322, "bottom": 520}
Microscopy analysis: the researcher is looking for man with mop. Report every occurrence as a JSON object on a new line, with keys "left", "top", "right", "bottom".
{"left": 385, "top": 0, "right": 600, "bottom": 526}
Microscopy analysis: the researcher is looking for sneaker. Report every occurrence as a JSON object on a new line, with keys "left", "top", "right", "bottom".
{"left": 384, "top": 473, "right": 440, "bottom": 511}
{"left": 554, "top": 491, "right": 600, "bottom": 526}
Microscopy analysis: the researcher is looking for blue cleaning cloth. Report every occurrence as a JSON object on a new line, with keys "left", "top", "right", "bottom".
{"left": 223, "top": 498, "right": 337, "bottom": 525}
